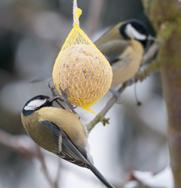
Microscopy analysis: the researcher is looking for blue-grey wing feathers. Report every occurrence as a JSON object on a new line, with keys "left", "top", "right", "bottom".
{"left": 40, "top": 121, "right": 114, "bottom": 188}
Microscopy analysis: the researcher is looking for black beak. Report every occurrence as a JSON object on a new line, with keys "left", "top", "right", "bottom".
{"left": 48, "top": 96, "right": 62, "bottom": 104}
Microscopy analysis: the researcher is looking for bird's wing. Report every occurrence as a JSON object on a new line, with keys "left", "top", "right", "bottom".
{"left": 40, "top": 120, "right": 114, "bottom": 188}
{"left": 111, "top": 49, "right": 132, "bottom": 70}
{"left": 96, "top": 40, "right": 130, "bottom": 64}
{"left": 40, "top": 120, "right": 89, "bottom": 167}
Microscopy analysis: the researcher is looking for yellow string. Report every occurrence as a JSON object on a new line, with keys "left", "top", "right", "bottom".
{"left": 73, "top": 0, "right": 82, "bottom": 28}
{"left": 52, "top": 0, "right": 111, "bottom": 114}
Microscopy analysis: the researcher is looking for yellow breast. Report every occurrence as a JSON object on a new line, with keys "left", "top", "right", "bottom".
{"left": 37, "top": 107, "right": 87, "bottom": 148}
{"left": 111, "top": 40, "right": 144, "bottom": 88}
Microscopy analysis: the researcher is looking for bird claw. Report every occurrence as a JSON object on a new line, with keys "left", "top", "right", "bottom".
{"left": 48, "top": 81, "right": 77, "bottom": 114}
{"left": 59, "top": 87, "right": 77, "bottom": 114}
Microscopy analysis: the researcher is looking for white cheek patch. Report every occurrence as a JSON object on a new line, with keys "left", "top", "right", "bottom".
{"left": 126, "top": 24, "right": 146, "bottom": 41}
{"left": 24, "top": 99, "right": 47, "bottom": 111}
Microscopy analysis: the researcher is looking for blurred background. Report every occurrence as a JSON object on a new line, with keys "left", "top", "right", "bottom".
{"left": 0, "top": 0, "right": 170, "bottom": 188}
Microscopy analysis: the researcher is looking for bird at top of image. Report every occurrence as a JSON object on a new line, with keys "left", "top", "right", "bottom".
{"left": 21, "top": 95, "right": 115, "bottom": 188}
{"left": 95, "top": 19, "right": 156, "bottom": 89}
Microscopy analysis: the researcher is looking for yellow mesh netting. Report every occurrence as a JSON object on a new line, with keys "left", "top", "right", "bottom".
{"left": 52, "top": 0, "right": 112, "bottom": 111}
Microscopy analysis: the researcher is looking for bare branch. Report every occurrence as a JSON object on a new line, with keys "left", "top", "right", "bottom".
{"left": 54, "top": 161, "right": 62, "bottom": 188}
{"left": 36, "top": 147, "right": 57, "bottom": 188}
{"left": 0, "top": 129, "right": 61, "bottom": 188}
{"left": 143, "top": 42, "right": 160, "bottom": 63}
{"left": 86, "top": 42, "right": 160, "bottom": 133}
{"left": 0, "top": 129, "right": 38, "bottom": 159}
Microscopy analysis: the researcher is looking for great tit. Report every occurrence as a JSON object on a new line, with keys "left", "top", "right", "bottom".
{"left": 21, "top": 95, "right": 114, "bottom": 188}
{"left": 95, "top": 20, "right": 154, "bottom": 88}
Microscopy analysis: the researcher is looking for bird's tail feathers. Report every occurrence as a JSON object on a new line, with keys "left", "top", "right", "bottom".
{"left": 87, "top": 163, "right": 115, "bottom": 188}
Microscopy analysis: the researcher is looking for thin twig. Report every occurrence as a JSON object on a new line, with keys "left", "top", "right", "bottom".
{"left": 54, "top": 160, "right": 62, "bottom": 188}
{"left": 37, "top": 148, "right": 62, "bottom": 188}
{"left": 87, "top": 97, "right": 116, "bottom": 132}
{"left": 86, "top": 80, "right": 134, "bottom": 132}
{"left": 143, "top": 42, "right": 159, "bottom": 63}
{"left": 36, "top": 147, "right": 56, "bottom": 188}
{"left": 0, "top": 129, "right": 38, "bottom": 159}
{"left": 0, "top": 129, "right": 61, "bottom": 188}
{"left": 86, "top": 42, "right": 160, "bottom": 133}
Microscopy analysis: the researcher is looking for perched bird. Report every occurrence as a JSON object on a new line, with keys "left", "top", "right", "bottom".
{"left": 95, "top": 20, "right": 155, "bottom": 88}
{"left": 21, "top": 95, "right": 114, "bottom": 188}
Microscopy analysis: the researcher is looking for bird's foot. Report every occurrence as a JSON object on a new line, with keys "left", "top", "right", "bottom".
{"left": 48, "top": 81, "right": 77, "bottom": 114}
{"left": 59, "top": 88, "right": 77, "bottom": 114}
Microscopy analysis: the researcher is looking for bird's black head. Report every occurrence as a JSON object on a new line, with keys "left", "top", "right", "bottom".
{"left": 119, "top": 20, "right": 154, "bottom": 49}
{"left": 22, "top": 95, "right": 54, "bottom": 116}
